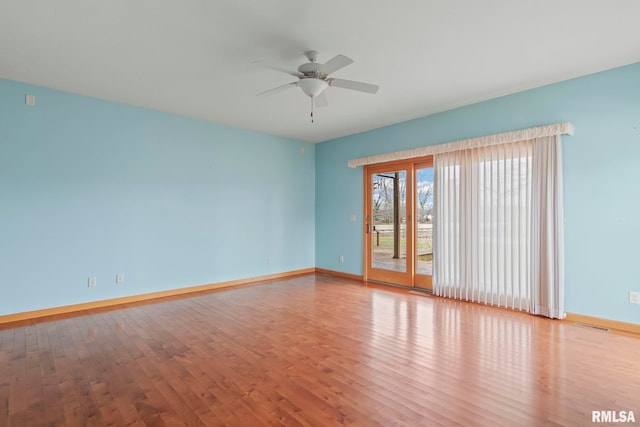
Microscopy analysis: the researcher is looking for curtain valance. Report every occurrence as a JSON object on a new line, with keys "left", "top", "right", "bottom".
{"left": 347, "top": 122, "right": 574, "bottom": 168}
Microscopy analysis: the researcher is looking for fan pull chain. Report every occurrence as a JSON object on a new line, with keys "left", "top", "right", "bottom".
{"left": 310, "top": 96, "right": 314, "bottom": 123}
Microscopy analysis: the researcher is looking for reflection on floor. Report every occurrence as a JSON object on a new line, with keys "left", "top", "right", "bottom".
{"left": 1, "top": 274, "right": 638, "bottom": 426}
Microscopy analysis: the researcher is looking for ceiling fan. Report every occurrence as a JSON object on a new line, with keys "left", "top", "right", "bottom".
{"left": 257, "top": 50, "right": 379, "bottom": 122}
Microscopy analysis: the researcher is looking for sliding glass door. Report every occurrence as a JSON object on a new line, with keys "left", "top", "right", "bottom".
{"left": 364, "top": 157, "right": 433, "bottom": 289}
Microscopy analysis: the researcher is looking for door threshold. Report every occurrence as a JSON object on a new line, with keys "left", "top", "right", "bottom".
{"left": 366, "top": 280, "right": 412, "bottom": 290}
{"left": 365, "top": 280, "right": 435, "bottom": 296}
{"left": 409, "top": 289, "right": 434, "bottom": 296}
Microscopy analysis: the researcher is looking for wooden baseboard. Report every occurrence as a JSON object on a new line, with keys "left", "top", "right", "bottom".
{"left": 314, "top": 268, "right": 364, "bottom": 281}
{"left": 8, "top": 269, "right": 634, "bottom": 339}
{"left": 565, "top": 313, "right": 640, "bottom": 335}
{"left": 0, "top": 268, "right": 315, "bottom": 328}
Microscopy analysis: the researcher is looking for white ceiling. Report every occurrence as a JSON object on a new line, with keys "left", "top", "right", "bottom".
{"left": 1, "top": 1, "right": 639, "bottom": 143}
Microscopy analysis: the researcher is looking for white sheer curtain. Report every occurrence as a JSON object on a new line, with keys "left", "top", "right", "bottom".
{"left": 433, "top": 135, "right": 564, "bottom": 319}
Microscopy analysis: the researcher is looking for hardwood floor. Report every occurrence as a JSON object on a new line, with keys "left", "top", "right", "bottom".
{"left": 1, "top": 274, "right": 638, "bottom": 426}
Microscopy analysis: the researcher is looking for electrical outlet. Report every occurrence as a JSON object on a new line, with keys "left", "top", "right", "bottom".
{"left": 267, "top": 256, "right": 272, "bottom": 265}
{"left": 88, "top": 277, "right": 97, "bottom": 287}
{"left": 630, "top": 291, "right": 640, "bottom": 305}
{"left": 339, "top": 255, "right": 344, "bottom": 264}
{"left": 116, "top": 274, "right": 124, "bottom": 284}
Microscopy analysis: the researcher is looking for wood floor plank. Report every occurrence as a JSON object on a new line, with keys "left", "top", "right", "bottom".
{"left": 0, "top": 274, "right": 639, "bottom": 426}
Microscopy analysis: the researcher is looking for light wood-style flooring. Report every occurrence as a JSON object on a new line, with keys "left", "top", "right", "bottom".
{"left": 1, "top": 274, "right": 639, "bottom": 426}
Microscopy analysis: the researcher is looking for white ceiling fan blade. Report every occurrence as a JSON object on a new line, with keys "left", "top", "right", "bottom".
{"left": 269, "top": 66, "right": 304, "bottom": 78}
{"left": 321, "top": 54, "right": 354, "bottom": 75}
{"left": 329, "top": 78, "right": 379, "bottom": 94}
{"left": 314, "top": 91, "right": 328, "bottom": 108}
{"left": 256, "top": 82, "right": 298, "bottom": 96}
{"left": 255, "top": 61, "right": 304, "bottom": 78}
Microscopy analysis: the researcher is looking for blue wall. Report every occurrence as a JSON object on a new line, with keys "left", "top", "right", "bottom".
{"left": 0, "top": 79, "right": 315, "bottom": 316}
{"left": 2, "top": 62, "right": 638, "bottom": 325}
{"left": 316, "top": 62, "right": 640, "bottom": 325}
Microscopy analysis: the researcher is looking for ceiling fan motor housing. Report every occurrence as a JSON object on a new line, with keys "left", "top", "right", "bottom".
{"left": 297, "top": 62, "right": 324, "bottom": 77}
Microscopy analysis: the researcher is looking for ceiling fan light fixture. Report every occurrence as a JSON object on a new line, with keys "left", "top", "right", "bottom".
{"left": 298, "top": 78, "right": 328, "bottom": 98}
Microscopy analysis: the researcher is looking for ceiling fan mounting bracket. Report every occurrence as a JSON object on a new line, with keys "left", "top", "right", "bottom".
{"left": 304, "top": 50, "right": 319, "bottom": 63}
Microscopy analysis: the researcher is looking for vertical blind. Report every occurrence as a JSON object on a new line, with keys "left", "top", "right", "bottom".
{"left": 433, "top": 135, "right": 564, "bottom": 319}
{"left": 349, "top": 122, "right": 571, "bottom": 319}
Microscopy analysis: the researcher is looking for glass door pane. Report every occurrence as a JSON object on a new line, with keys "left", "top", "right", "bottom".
{"left": 367, "top": 167, "right": 411, "bottom": 285}
{"left": 372, "top": 171, "right": 407, "bottom": 272}
{"left": 415, "top": 163, "right": 433, "bottom": 289}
